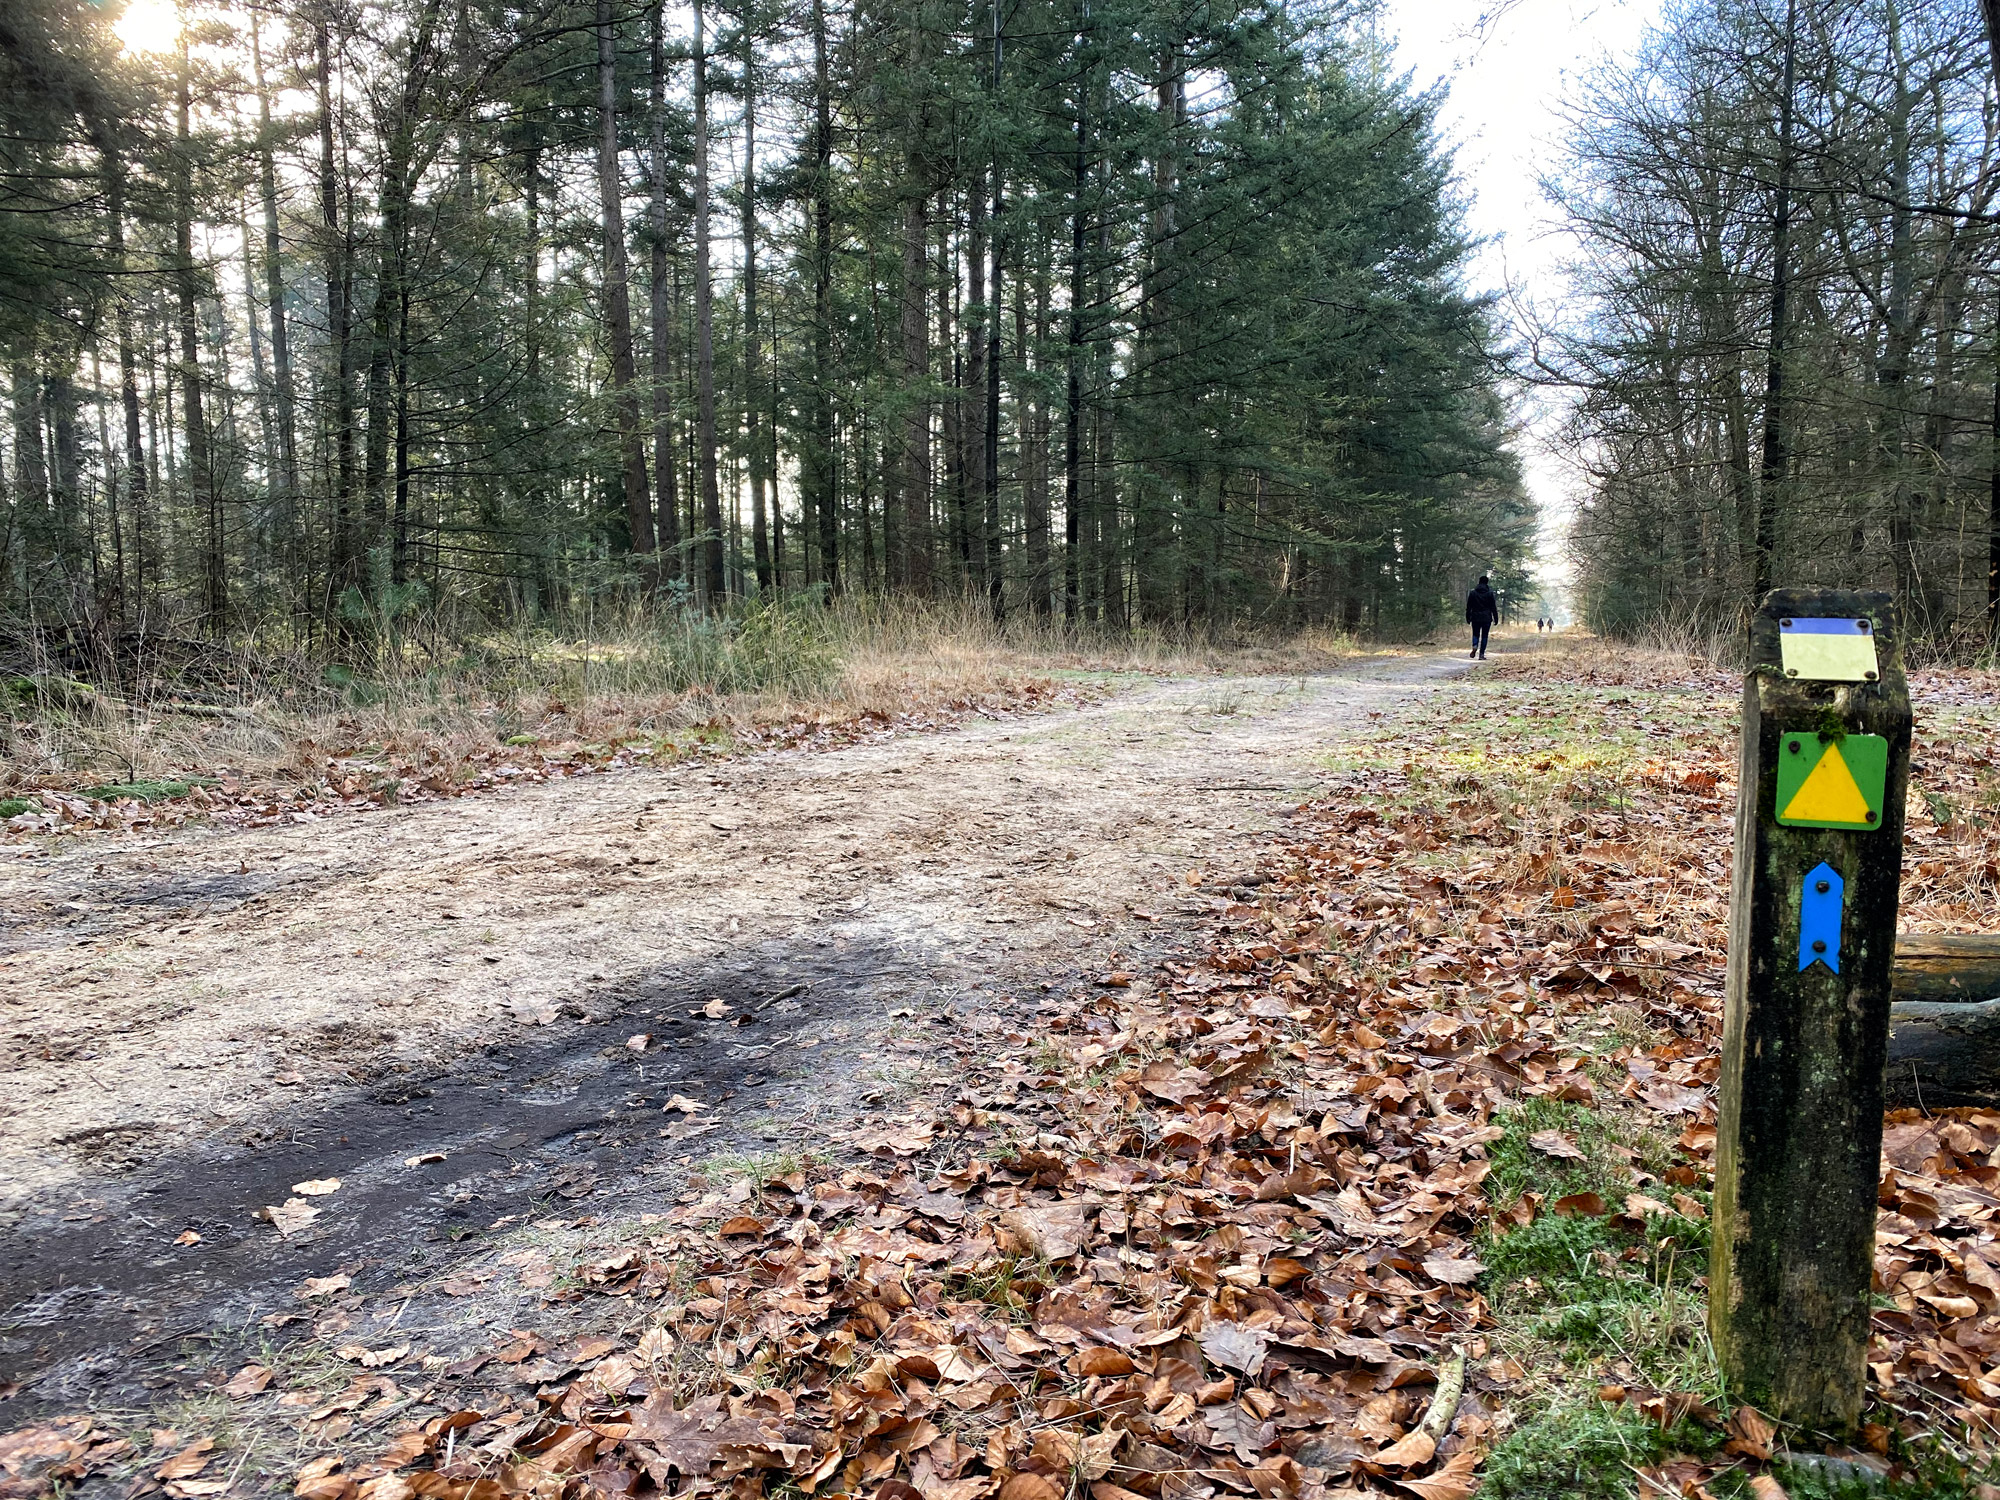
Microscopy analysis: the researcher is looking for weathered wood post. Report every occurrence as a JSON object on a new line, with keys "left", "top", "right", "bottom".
{"left": 1711, "top": 588, "right": 1911, "bottom": 1429}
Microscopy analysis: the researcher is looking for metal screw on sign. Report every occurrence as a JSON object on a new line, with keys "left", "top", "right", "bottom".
{"left": 1712, "top": 589, "right": 1910, "bottom": 1431}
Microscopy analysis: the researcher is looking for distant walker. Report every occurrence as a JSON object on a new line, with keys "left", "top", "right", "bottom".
{"left": 1465, "top": 576, "right": 1499, "bottom": 660}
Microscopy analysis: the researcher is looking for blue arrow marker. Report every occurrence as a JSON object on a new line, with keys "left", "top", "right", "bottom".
{"left": 1799, "top": 862, "right": 1844, "bottom": 974}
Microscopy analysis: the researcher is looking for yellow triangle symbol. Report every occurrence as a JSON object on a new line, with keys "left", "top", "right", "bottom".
{"left": 1783, "top": 742, "right": 1872, "bottom": 825}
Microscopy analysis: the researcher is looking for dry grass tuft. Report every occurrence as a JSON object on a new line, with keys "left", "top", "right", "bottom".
{"left": 1, "top": 597, "right": 1361, "bottom": 799}
{"left": 1487, "top": 626, "right": 1735, "bottom": 692}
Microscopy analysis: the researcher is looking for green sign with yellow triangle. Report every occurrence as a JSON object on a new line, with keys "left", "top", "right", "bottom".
{"left": 1774, "top": 733, "right": 1887, "bottom": 830}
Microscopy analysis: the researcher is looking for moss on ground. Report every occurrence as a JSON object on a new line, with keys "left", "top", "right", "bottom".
{"left": 82, "top": 777, "right": 214, "bottom": 803}
{"left": 1483, "top": 1401, "right": 1714, "bottom": 1500}
{"left": 1715, "top": 1455, "right": 1997, "bottom": 1499}
{"left": 1485, "top": 1096, "right": 1678, "bottom": 1209}
{"left": 1478, "top": 1096, "right": 1721, "bottom": 1495}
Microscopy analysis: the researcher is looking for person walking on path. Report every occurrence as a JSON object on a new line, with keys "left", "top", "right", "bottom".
{"left": 1466, "top": 576, "right": 1498, "bottom": 659}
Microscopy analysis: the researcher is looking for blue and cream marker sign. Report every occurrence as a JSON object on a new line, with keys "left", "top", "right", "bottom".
{"left": 1778, "top": 615, "right": 1879, "bottom": 683}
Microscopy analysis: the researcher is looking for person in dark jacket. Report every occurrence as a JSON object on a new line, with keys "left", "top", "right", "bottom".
{"left": 1466, "top": 576, "right": 1499, "bottom": 659}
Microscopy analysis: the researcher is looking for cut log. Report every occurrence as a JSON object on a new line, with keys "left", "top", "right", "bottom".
{"left": 1886, "top": 999, "right": 2000, "bottom": 1108}
{"left": 1886, "top": 934, "right": 2000, "bottom": 1107}
{"left": 1892, "top": 933, "right": 2000, "bottom": 1004}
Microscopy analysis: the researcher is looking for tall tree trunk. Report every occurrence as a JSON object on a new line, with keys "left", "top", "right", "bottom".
{"left": 1063, "top": 31, "right": 1087, "bottom": 626}
{"left": 943, "top": 211, "right": 969, "bottom": 581}
{"left": 694, "top": 0, "right": 725, "bottom": 603}
{"left": 1976, "top": 0, "right": 2000, "bottom": 662}
{"left": 742, "top": 2, "right": 770, "bottom": 591}
{"left": 899, "top": 190, "right": 931, "bottom": 593}
{"left": 1024, "top": 258, "right": 1050, "bottom": 618}
{"left": 869, "top": 274, "right": 886, "bottom": 585}
{"left": 238, "top": 197, "right": 279, "bottom": 532}
{"left": 522, "top": 129, "right": 549, "bottom": 612}
{"left": 48, "top": 371, "right": 85, "bottom": 587}
{"left": 962, "top": 186, "right": 986, "bottom": 587}
{"left": 983, "top": 0, "right": 1005, "bottom": 621}
{"left": 362, "top": 141, "right": 418, "bottom": 580}
{"left": 596, "top": 0, "right": 656, "bottom": 556}
{"left": 161, "top": 324, "right": 177, "bottom": 505}
{"left": 92, "top": 350, "right": 123, "bottom": 629}
{"left": 318, "top": 17, "right": 358, "bottom": 604}
{"left": 392, "top": 281, "right": 412, "bottom": 585}
{"left": 769, "top": 321, "right": 784, "bottom": 583}
{"left": 1926, "top": 273, "right": 1962, "bottom": 627}
{"left": 1880, "top": 5, "right": 1920, "bottom": 626}
{"left": 251, "top": 9, "right": 300, "bottom": 543}
{"left": 11, "top": 362, "right": 48, "bottom": 530}
{"left": 175, "top": 33, "right": 223, "bottom": 632}
{"left": 1134, "top": 44, "right": 1183, "bottom": 625}
{"left": 106, "top": 138, "right": 145, "bottom": 622}
{"left": 649, "top": 2, "right": 681, "bottom": 578}
{"left": 1752, "top": 0, "right": 1797, "bottom": 603}
{"left": 764, "top": 324, "right": 780, "bottom": 588}
{"left": 1093, "top": 175, "right": 1122, "bottom": 629}
{"left": 1989, "top": 297, "right": 2000, "bottom": 643}
{"left": 356, "top": 0, "right": 460, "bottom": 613}
{"left": 861, "top": 395, "right": 878, "bottom": 587}
{"left": 525, "top": 135, "right": 542, "bottom": 385}
{"left": 810, "top": 0, "right": 839, "bottom": 592}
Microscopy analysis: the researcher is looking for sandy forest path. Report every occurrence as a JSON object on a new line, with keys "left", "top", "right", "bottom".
{"left": 0, "top": 643, "right": 1474, "bottom": 1407}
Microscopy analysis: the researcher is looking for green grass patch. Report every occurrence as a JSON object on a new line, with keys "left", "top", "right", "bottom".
{"left": 1484, "top": 1400, "right": 1716, "bottom": 1500}
{"left": 1708, "top": 1450, "right": 2000, "bottom": 1499}
{"left": 1482, "top": 1195, "right": 1710, "bottom": 1370}
{"left": 0, "top": 797, "right": 35, "bottom": 818}
{"left": 697, "top": 1148, "right": 820, "bottom": 1202}
{"left": 943, "top": 1254, "right": 1054, "bottom": 1317}
{"left": 82, "top": 777, "right": 214, "bottom": 803}
{"left": 5, "top": 674, "right": 97, "bottom": 711}
{"left": 1481, "top": 1097, "right": 1718, "bottom": 1416}
{"left": 1485, "top": 1097, "right": 1677, "bottom": 1209}
{"left": 1484, "top": 1210, "right": 1626, "bottom": 1304}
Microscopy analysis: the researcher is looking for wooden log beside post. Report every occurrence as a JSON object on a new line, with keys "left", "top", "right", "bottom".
{"left": 1712, "top": 588, "right": 1912, "bottom": 1431}
{"left": 1886, "top": 934, "right": 2000, "bottom": 1108}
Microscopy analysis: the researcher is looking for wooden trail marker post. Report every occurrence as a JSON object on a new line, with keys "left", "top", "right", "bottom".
{"left": 1712, "top": 589, "right": 1911, "bottom": 1428}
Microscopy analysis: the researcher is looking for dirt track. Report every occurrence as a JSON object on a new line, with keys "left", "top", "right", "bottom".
{"left": 0, "top": 646, "right": 1469, "bottom": 1406}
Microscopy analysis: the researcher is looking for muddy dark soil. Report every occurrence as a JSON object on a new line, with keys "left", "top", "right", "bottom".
{"left": 0, "top": 928, "right": 1072, "bottom": 1414}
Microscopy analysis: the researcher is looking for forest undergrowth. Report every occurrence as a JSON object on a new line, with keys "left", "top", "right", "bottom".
{"left": 14, "top": 651, "right": 2000, "bottom": 1500}
{"left": 0, "top": 600, "right": 1359, "bottom": 838}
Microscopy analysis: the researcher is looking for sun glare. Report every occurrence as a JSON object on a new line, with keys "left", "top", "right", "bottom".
{"left": 115, "top": 0, "right": 181, "bottom": 54}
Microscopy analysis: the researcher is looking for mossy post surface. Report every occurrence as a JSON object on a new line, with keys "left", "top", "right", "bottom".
{"left": 1710, "top": 588, "right": 1911, "bottom": 1430}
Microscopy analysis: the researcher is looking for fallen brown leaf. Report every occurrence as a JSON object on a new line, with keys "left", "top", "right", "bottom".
{"left": 223, "top": 1364, "right": 273, "bottom": 1397}
{"left": 1528, "top": 1129, "right": 1585, "bottom": 1160}
{"left": 1369, "top": 1429, "right": 1437, "bottom": 1470}
{"left": 257, "top": 1198, "right": 320, "bottom": 1236}
{"left": 1421, "top": 1253, "right": 1484, "bottom": 1285}
{"left": 998, "top": 1200, "right": 1090, "bottom": 1261}
{"left": 155, "top": 1439, "right": 214, "bottom": 1481}
{"left": 1398, "top": 1448, "right": 1482, "bottom": 1500}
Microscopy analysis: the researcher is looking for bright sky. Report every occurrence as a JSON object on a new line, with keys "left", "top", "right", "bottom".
{"left": 116, "top": 0, "right": 179, "bottom": 54}
{"left": 1380, "top": 0, "right": 1660, "bottom": 613}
